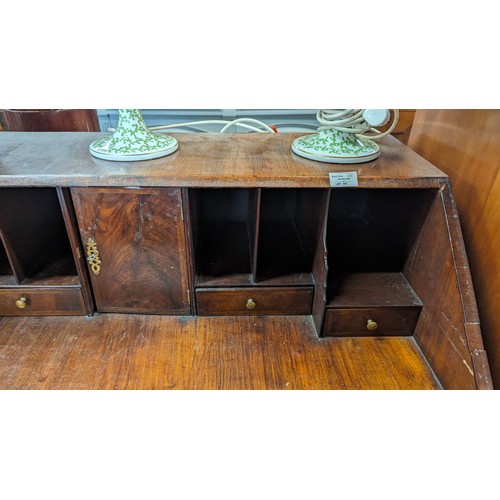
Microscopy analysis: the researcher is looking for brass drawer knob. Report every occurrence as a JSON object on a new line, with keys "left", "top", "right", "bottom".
{"left": 246, "top": 298, "right": 256, "bottom": 310}
{"left": 15, "top": 297, "right": 27, "bottom": 309}
{"left": 366, "top": 319, "right": 378, "bottom": 331}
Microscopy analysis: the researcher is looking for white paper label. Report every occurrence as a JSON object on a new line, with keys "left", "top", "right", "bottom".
{"left": 329, "top": 172, "right": 359, "bottom": 187}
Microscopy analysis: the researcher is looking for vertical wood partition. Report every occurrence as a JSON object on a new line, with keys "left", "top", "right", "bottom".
{"left": 249, "top": 188, "right": 260, "bottom": 282}
{"left": 56, "top": 188, "right": 95, "bottom": 316}
{"left": 311, "top": 190, "right": 331, "bottom": 334}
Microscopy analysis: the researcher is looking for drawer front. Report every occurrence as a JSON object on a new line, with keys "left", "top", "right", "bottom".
{"left": 323, "top": 306, "right": 421, "bottom": 337}
{"left": 0, "top": 287, "right": 86, "bottom": 316}
{"left": 196, "top": 286, "right": 313, "bottom": 316}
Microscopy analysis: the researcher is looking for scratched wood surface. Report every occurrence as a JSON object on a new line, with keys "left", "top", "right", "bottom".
{"left": 0, "top": 132, "right": 447, "bottom": 188}
{"left": 0, "top": 314, "right": 441, "bottom": 390}
{"left": 403, "top": 183, "right": 492, "bottom": 389}
{"left": 408, "top": 109, "right": 500, "bottom": 388}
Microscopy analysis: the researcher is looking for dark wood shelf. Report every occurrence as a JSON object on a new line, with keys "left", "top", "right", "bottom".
{"left": 327, "top": 272, "right": 422, "bottom": 308}
{"left": 0, "top": 251, "right": 80, "bottom": 287}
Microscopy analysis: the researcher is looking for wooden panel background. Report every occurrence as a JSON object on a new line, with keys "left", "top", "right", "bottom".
{"left": 408, "top": 110, "right": 500, "bottom": 388}
{"left": 403, "top": 186, "right": 485, "bottom": 389}
{"left": 2, "top": 109, "right": 100, "bottom": 132}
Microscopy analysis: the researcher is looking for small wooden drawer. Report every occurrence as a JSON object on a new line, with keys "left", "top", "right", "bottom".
{"left": 196, "top": 286, "right": 313, "bottom": 316}
{"left": 323, "top": 306, "right": 421, "bottom": 337}
{"left": 0, "top": 287, "right": 87, "bottom": 316}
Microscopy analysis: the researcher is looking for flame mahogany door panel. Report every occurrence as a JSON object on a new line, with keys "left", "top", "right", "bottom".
{"left": 71, "top": 187, "right": 190, "bottom": 314}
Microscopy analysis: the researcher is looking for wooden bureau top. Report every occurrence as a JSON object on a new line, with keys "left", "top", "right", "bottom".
{"left": 0, "top": 132, "right": 447, "bottom": 188}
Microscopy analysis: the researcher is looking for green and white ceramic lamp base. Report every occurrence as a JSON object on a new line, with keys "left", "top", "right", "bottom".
{"left": 292, "top": 128, "right": 380, "bottom": 164}
{"left": 89, "top": 109, "right": 178, "bottom": 161}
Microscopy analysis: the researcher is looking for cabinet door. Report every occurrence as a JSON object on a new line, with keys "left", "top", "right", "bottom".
{"left": 71, "top": 187, "right": 190, "bottom": 314}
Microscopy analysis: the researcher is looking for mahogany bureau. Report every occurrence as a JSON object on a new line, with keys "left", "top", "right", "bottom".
{"left": 0, "top": 132, "right": 492, "bottom": 389}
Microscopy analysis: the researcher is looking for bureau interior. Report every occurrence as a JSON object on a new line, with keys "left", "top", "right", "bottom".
{"left": 189, "top": 188, "right": 326, "bottom": 285}
{"left": 325, "top": 188, "right": 438, "bottom": 302}
{"left": 0, "top": 188, "right": 78, "bottom": 284}
{"left": 189, "top": 188, "right": 256, "bottom": 282}
{"left": 255, "top": 188, "right": 326, "bottom": 282}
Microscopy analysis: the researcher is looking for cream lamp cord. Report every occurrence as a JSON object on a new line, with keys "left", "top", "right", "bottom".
{"left": 317, "top": 109, "right": 399, "bottom": 139}
{"left": 152, "top": 118, "right": 276, "bottom": 134}
{"left": 106, "top": 112, "right": 398, "bottom": 136}
{"left": 107, "top": 118, "right": 277, "bottom": 134}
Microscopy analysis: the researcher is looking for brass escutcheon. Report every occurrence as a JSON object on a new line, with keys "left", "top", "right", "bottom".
{"left": 86, "top": 238, "right": 101, "bottom": 276}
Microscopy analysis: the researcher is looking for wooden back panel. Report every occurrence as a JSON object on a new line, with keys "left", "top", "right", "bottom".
{"left": 408, "top": 110, "right": 500, "bottom": 388}
{"left": 3, "top": 109, "right": 100, "bottom": 132}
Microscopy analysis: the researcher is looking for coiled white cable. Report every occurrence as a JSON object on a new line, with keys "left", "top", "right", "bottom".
{"left": 317, "top": 109, "right": 399, "bottom": 140}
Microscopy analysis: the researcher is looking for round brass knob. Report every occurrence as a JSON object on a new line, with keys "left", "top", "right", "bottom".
{"left": 246, "top": 298, "right": 256, "bottom": 310}
{"left": 15, "top": 297, "right": 27, "bottom": 309}
{"left": 366, "top": 319, "right": 378, "bottom": 331}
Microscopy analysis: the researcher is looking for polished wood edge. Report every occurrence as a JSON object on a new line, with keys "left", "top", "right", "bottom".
{"left": 311, "top": 189, "right": 330, "bottom": 336}
{"left": 0, "top": 284, "right": 82, "bottom": 291}
{"left": 438, "top": 180, "right": 493, "bottom": 389}
{"left": 181, "top": 188, "right": 196, "bottom": 315}
{"left": 0, "top": 285, "right": 83, "bottom": 291}
{"left": 174, "top": 189, "right": 192, "bottom": 315}
{"left": 471, "top": 349, "right": 494, "bottom": 390}
{"left": 0, "top": 132, "right": 448, "bottom": 188}
{"left": 252, "top": 188, "right": 262, "bottom": 280}
{"left": 57, "top": 187, "right": 95, "bottom": 316}
{"left": 0, "top": 177, "right": 447, "bottom": 189}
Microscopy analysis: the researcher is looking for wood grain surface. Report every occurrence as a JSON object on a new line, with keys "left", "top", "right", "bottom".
{"left": 0, "top": 314, "right": 441, "bottom": 390}
{"left": 408, "top": 109, "right": 500, "bottom": 388}
{"left": 323, "top": 307, "right": 421, "bottom": 337}
{"left": 195, "top": 286, "right": 313, "bottom": 316}
{"left": 0, "top": 129, "right": 491, "bottom": 389}
{"left": 2, "top": 109, "right": 100, "bottom": 132}
{"left": 327, "top": 273, "right": 422, "bottom": 308}
{"left": 403, "top": 183, "right": 491, "bottom": 389}
{"left": 56, "top": 188, "right": 95, "bottom": 315}
{"left": 0, "top": 287, "right": 86, "bottom": 316}
{"left": 0, "top": 132, "right": 447, "bottom": 188}
{"left": 71, "top": 187, "right": 190, "bottom": 314}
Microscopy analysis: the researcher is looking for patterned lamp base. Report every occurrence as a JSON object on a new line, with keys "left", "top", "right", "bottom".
{"left": 89, "top": 109, "right": 178, "bottom": 161}
{"left": 291, "top": 128, "right": 380, "bottom": 164}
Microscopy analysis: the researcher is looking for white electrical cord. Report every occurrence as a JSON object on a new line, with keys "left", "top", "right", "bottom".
{"left": 107, "top": 118, "right": 277, "bottom": 134}
{"left": 317, "top": 109, "right": 399, "bottom": 140}
{"left": 106, "top": 111, "right": 397, "bottom": 137}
